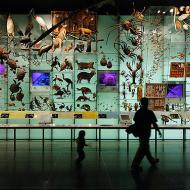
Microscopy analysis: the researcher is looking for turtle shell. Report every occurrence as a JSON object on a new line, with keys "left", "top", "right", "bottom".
{"left": 16, "top": 91, "right": 24, "bottom": 101}
{"left": 10, "top": 83, "right": 20, "bottom": 93}
{"left": 100, "top": 56, "right": 107, "bottom": 66}
{"left": 107, "top": 61, "right": 112, "bottom": 68}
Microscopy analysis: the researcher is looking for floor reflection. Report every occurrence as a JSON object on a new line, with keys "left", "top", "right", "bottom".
{"left": 0, "top": 140, "right": 188, "bottom": 189}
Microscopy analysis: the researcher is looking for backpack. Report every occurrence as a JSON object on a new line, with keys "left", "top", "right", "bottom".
{"left": 125, "top": 124, "right": 139, "bottom": 137}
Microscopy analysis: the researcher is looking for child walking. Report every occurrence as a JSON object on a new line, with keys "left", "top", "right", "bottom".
{"left": 76, "top": 130, "right": 88, "bottom": 165}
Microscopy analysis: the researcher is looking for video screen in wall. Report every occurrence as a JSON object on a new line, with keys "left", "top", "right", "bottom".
{"left": 99, "top": 71, "right": 118, "bottom": 86}
{"left": 31, "top": 72, "right": 50, "bottom": 86}
{"left": 166, "top": 84, "right": 183, "bottom": 98}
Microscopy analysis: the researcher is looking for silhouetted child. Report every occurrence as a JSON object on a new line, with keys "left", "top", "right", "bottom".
{"left": 76, "top": 130, "right": 87, "bottom": 165}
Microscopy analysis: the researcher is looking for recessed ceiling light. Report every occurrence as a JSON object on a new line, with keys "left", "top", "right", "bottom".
{"left": 179, "top": 6, "right": 185, "bottom": 11}
{"left": 170, "top": 8, "right": 174, "bottom": 13}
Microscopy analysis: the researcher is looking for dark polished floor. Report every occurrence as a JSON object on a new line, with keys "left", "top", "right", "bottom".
{"left": 0, "top": 140, "right": 189, "bottom": 190}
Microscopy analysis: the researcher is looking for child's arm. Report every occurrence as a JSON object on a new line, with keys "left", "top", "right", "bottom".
{"left": 84, "top": 139, "right": 88, "bottom": 146}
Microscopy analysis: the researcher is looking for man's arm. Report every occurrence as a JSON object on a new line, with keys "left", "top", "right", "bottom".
{"left": 152, "top": 122, "right": 162, "bottom": 137}
{"left": 150, "top": 110, "right": 162, "bottom": 137}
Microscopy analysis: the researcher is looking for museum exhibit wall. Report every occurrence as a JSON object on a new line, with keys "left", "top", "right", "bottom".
{"left": 0, "top": 7, "right": 189, "bottom": 139}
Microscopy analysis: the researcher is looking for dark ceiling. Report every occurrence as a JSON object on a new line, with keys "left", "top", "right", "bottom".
{"left": 0, "top": 0, "right": 190, "bottom": 14}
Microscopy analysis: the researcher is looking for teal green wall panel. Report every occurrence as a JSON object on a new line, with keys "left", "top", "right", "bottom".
{"left": 100, "top": 129, "right": 118, "bottom": 139}
{"left": 8, "top": 119, "right": 29, "bottom": 124}
{"left": 75, "top": 119, "right": 96, "bottom": 125}
{"left": 7, "top": 129, "right": 14, "bottom": 139}
{"left": 0, "top": 120, "right": 7, "bottom": 124}
{"left": 0, "top": 129, "right": 6, "bottom": 139}
{"left": 97, "top": 15, "right": 119, "bottom": 53}
{"left": 15, "top": 129, "right": 29, "bottom": 139}
{"left": 97, "top": 119, "right": 118, "bottom": 125}
{"left": 74, "top": 129, "right": 96, "bottom": 139}
{"left": 30, "top": 120, "right": 41, "bottom": 125}
{"left": 53, "top": 119, "right": 74, "bottom": 125}
{"left": 186, "top": 131, "right": 190, "bottom": 139}
{"left": 30, "top": 129, "right": 43, "bottom": 139}
{"left": 52, "top": 129, "right": 71, "bottom": 139}
{"left": 44, "top": 129, "right": 51, "bottom": 139}
{"left": 161, "top": 130, "right": 183, "bottom": 140}
{"left": 119, "top": 129, "right": 128, "bottom": 140}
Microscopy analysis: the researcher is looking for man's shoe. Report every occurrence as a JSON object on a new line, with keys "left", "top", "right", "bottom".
{"left": 131, "top": 166, "right": 143, "bottom": 172}
{"left": 151, "top": 158, "right": 159, "bottom": 165}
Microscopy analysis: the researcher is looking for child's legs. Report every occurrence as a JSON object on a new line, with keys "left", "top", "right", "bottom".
{"left": 77, "top": 149, "right": 85, "bottom": 162}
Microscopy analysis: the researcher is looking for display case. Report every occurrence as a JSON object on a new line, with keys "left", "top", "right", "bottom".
{"left": 0, "top": 6, "right": 190, "bottom": 141}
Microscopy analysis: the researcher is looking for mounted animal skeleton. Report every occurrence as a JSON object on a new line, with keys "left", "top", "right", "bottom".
{"left": 52, "top": 24, "right": 67, "bottom": 51}
{"left": 29, "top": 0, "right": 115, "bottom": 47}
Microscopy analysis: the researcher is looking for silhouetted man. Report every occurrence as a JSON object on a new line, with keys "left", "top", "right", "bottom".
{"left": 131, "top": 97, "right": 162, "bottom": 172}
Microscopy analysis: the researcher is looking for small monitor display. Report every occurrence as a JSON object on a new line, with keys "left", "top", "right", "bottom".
{"left": 74, "top": 114, "right": 83, "bottom": 119}
{"left": 98, "top": 114, "right": 107, "bottom": 118}
{"left": 25, "top": 114, "right": 34, "bottom": 118}
{"left": 120, "top": 115, "right": 130, "bottom": 120}
{"left": 52, "top": 114, "right": 58, "bottom": 118}
{"left": 166, "top": 84, "right": 183, "bottom": 98}
{"left": 32, "top": 72, "right": 50, "bottom": 86}
{"left": 1, "top": 113, "right": 9, "bottom": 118}
{"left": 99, "top": 71, "right": 117, "bottom": 86}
